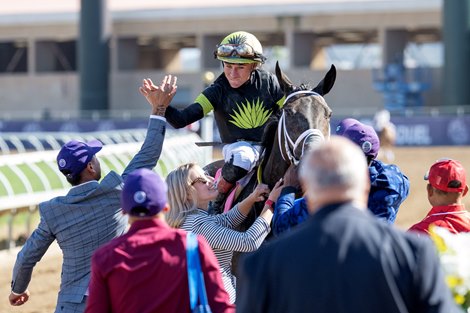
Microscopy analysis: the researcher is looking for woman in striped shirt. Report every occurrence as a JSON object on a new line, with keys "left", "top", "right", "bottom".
{"left": 165, "top": 162, "right": 282, "bottom": 303}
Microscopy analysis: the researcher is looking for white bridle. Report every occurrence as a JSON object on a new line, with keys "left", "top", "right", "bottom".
{"left": 277, "top": 90, "right": 327, "bottom": 166}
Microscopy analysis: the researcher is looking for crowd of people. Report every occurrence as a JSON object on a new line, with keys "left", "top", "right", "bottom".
{"left": 8, "top": 31, "right": 470, "bottom": 313}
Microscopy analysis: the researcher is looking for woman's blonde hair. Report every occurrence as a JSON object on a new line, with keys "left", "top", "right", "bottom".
{"left": 165, "top": 163, "right": 200, "bottom": 228}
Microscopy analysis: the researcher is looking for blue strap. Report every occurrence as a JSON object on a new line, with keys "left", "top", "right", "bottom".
{"left": 186, "top": 232, "right": 211, "bottom": 312}
{"left": 187, "top": 232, "right": 199, "bottom": 310}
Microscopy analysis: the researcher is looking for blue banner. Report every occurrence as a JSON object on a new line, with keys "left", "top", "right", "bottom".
{"left": 331, "top": 115, "right": 470, "bottom": 146}
{"left": 1, "top": 115, "right": 469, "bottom": 146}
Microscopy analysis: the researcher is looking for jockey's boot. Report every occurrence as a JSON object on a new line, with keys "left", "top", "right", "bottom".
{"left": 209, "top": 162, "right": 248, "bottom": 215}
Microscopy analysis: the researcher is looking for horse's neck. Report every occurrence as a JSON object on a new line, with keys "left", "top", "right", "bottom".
{"left": 261, "top": 148, "right": 289, "bottom": 187}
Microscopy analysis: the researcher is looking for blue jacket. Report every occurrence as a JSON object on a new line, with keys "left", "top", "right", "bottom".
{"left": 272, "top": 160, "right": 409, "bottom": 236}
{"left": 272, "top": 187, "right": 307, "bottom": 237}
{"left": 368, "top": 159, "right": 409, "bottom": 223}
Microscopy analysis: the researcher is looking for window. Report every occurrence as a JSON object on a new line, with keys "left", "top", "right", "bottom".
{"left": 36, "top": 40, "right": 77, "bottom": 72}
{"left": 0, "top": 41, "right": 27, "bottom": 73}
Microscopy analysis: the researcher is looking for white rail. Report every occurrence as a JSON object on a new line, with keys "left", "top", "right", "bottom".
{"left": 0, "top": 130, "right": 211, "bottom": 250}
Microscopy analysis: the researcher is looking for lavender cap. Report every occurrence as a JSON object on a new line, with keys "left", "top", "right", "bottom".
{"left": 121, "top": 168, "right": 168, "bottom": 217}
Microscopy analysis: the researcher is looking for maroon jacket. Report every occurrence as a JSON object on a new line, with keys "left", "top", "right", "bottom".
{"left": 85, "top": 218, "right": 234, "bottom": 313}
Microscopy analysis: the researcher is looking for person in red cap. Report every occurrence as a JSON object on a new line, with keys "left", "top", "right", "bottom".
{"left": 408, "top": 159, "right": 470, "bottom": 235}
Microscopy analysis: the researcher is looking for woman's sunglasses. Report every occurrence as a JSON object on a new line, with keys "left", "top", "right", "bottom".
{"left": 190, "top": 172, "right": 211, "bottom": 186}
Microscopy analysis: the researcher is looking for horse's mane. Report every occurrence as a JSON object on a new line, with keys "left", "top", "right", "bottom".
{"left": 260, "top": 116, "right": 279, "bottom": 163}
{"left": 296, "top": 83, "right": 311, "bottom": 92}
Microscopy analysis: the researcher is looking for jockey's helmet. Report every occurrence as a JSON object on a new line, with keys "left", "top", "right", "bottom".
{"left": 214, "top": 31, "right": 266, "bottom": 64}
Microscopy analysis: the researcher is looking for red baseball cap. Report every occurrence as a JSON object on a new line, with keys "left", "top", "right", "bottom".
{"left": 425, "top": 159, "right": 467, "bottom": 192}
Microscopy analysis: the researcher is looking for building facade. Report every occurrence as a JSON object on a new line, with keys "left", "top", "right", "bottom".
{"left": 0, "top": 0, "right": 443, "bottom": 119}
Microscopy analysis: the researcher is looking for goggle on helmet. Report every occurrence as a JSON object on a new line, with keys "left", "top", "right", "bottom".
{"left": 214, "top": 31, "right": 266, "bottom": 64}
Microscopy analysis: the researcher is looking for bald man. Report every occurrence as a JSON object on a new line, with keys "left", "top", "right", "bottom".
{"left": 236, "top": 136, "right": 459, "bottom": 313}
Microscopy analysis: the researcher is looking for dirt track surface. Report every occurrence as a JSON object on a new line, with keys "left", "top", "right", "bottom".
{"left": 1, "top": 146, "right": 469, "bottom": 312}
{"left": 1, "top": 243, "right": 60, "bottom": 313}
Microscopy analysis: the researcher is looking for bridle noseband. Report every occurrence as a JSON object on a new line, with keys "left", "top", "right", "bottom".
{"left": 277, "top": 90, "right": 326, "bottom": 166}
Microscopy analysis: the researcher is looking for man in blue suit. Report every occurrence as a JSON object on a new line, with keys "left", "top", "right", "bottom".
{"left": 9, "top": 75, "right": 177, "bottom": 313}
{"left": 237, "top": 136, "right": 459, "bottom": 313}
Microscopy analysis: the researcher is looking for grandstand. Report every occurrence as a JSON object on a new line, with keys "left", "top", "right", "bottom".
{"left": 0, "top": 0, "right": 445, "bottom": 118}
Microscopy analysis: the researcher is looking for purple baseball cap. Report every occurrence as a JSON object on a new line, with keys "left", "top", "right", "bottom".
{"left": 57, "top": 139, "right": 103, "bottom": 178}
{"left": 335, "top": 118, "right": 360, "bottom": 136}
{"left": 121, "top": 168, "right": 168, "bottom": 217}
{"left": 336, "top": 119, "right": 380, "bottom": 159}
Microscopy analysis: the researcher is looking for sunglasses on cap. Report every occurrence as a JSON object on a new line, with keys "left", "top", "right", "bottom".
{"left": 214, "top": 43, "right": 266, "bottom": 61}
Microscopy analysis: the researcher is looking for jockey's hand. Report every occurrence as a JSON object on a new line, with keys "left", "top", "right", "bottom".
{"left": 249, "top": 184, "right": 270, "bottom": 203}
{"left": 9, "top": 290, "right": 30, "bottom": 306}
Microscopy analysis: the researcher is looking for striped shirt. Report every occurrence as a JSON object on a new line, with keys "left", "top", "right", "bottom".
{"left": 180, "top": 206, "right": 270, "bottom": 303}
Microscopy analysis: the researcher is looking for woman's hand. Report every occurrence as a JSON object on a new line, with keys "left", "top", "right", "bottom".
{"left": 248, "top": 184, "right": 270, "bottom": 203}
{"left": 238, "top": 183, "right": 270, "bottom": 216}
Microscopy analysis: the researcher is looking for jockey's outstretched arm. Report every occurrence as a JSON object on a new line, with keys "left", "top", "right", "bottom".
{"left": 165, "top": 103, "right": 204, "bottom": 129}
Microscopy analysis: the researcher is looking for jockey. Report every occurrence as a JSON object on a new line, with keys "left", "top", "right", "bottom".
{"left": 152, "top": 31, "right": 286, "bottom": 212}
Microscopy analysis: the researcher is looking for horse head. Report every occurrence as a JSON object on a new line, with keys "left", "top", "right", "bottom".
{"left": 260, "top": 62, "right": 336, "bottom": 187}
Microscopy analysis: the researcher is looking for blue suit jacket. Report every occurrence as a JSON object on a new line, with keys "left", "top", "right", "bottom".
{"left": 237, "top": 202, "right": 460, "bottom": 313}
{"left": 11, "top": 117, "right": 166, "bottom": 305}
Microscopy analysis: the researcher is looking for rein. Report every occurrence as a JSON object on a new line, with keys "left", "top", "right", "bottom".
{"left": 277, "top": 90, "right": 325, "bottom": 166}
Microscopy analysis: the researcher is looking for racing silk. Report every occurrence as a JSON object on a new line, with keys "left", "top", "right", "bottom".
{"left": 165, "top": 69, "right": 285, "bottom": 143}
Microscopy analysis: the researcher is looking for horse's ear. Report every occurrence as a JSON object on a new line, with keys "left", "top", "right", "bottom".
{"left": 312, "top": 64, "right": 336, "bottom": 96}
{"left": 275, "top": 61, "right": 295, "bottom": 94}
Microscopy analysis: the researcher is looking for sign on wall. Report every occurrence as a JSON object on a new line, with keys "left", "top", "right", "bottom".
{"left": 1, "top": 115, "right": 469, "bottom": 146}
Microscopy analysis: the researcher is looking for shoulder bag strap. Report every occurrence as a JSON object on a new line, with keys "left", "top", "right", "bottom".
{"left": 187, "top": 231, "right": 199, "bottom": 310}
{"left": 186, "top": 232, "right": 211, "bottom": 311}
